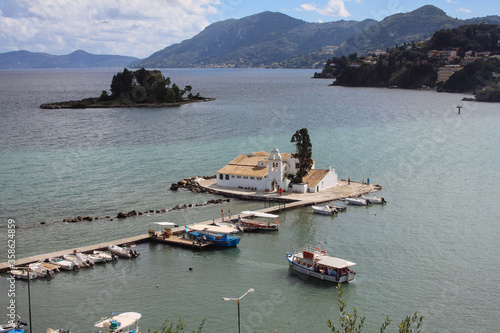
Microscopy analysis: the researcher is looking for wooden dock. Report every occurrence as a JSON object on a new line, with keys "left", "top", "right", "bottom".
{"left": 0, "top": 234, "right": 150, "bottom": 274}
{"left": 151, "top": 235, "right": 213, "bottom": 250}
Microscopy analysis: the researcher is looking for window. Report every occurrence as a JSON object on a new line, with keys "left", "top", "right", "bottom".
{"left": 231, "top": 175, "right": 235, "bottom": 178}
{"left": 219, "top": 174, "right": 223, "bottom": 180}
{"left": 243, "top": 176, "right": 248, "bottom": 179}
{"left": 295, "top": 163, "right": 300, "bottom": 169}
{"left": 225, "top": 174, "right": 229, "bottom": 180}
{"left": 250, "top": 177, "right": 255, "bottom": 180}
{"left": 237, "top": 176, "right": 241, "bottom": 179}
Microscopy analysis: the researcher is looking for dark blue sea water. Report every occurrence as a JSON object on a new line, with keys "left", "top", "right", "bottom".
{"left": 0, "top": 69, "right": 499, "bottom": 332}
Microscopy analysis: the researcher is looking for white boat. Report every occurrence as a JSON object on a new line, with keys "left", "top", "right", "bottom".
{"left": 361, "top": 195, "right": 386, "bottom": 204}
{"left": 93, "top": 312, "right": 141, "bottom": 333}
{"left": 286, "top": 244, "right": 356, "bottom": 283}
{"left": 312, "top": 205, "right": 337, "bottom": 215}
{"left": 344, "top": 197, "right": 368, "bottom": 205}
{"left": 107, "top": 244, "right": 140, "bottom": 258}
{"left": 1, "top": 316, "right": 28, "bottom": 332}
{"left": 40, "top": 261, "right": 61, "bottom": 273}
{"left": 9, "top": 268, "right": 38, "bottom": 280}
{"left": 29, "top": 262, "right": 55, "bottom": 278}
{"left": 92, "top": 250, "right": 119, "bottom": 262}
{"left": 48, "top": 256, "right": 77, "bottom": 270}
{"left": 238, "top": 211, "right": 279, "bottom": 231}
{"left": 63, "top": 251, "right": 95, "bottom": 267}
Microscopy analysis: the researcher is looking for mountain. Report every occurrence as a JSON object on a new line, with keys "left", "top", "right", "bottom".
{"left": 134, "top": 6, "right": 500, "bottom": 69}
{"left": 0, "top": 50, "right": 139, "bottom": 69}
{"left": 132, "top": 11, "right": 377, "bottom": 68}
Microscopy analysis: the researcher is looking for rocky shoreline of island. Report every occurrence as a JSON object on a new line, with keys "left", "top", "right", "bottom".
{"left": 40, "top": 97, "right": 215, "bottom": 109}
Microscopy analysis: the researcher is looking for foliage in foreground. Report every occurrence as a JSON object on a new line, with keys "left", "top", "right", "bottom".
{"left": 147, "top": 317, "right": 205, "bottom": 333}
{"left": 327, "top": 284, "right": 424, "bottom": 333}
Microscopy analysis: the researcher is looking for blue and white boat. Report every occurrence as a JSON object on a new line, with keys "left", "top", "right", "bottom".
{"left": 185, "top": 224, "right": 240, "bottom": 247}
{"left": 286, "top": 244, "right": 356, "bottom": 283}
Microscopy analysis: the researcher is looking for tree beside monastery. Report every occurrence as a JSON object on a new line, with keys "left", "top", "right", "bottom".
{"left": 290, "top": 128, "right": 313, "bottom": 183}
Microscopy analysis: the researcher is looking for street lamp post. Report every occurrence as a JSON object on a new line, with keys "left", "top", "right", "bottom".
{"left": 222, "top": 288, "right": 254, "bottom": 333}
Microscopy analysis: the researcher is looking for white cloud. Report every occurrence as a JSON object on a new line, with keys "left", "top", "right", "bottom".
{"left": 298, "top": 0, "right": 351, "bottom": 18}
{"left": 457, "top": 7, "right": 472, "bottom": 13}
{"left": 0, "top": 0, "right": 219, "bottom": 58}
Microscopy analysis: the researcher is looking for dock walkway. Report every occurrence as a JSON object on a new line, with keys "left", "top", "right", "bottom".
{"left": 0, "top": 179, "right": 380, "bottom": 273}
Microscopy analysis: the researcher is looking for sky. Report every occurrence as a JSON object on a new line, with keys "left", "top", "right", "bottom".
{"left": 0, "top": 0, "right": 497, "bottom": 59}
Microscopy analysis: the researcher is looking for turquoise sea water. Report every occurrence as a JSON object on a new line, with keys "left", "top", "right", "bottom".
{"left": 0, "top": 69, "right": 499, "bottom": 332}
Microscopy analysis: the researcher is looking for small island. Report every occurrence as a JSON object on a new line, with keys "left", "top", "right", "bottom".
{"left": 40, "top": 68, "right": 214, "bottom": 109}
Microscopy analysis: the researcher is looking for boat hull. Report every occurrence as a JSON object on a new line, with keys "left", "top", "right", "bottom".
{"left": 345, "top": 198, "right": 368, "bottom": 205}
{"left": 240, "top": 219, "right": 279, "bottom": 231}
{"left": 312, "top": 206, "right": 336, "bottom": 215}
{"left": 186, "top": 230, "right": 240, "bottom": 247}
{"left": 286, "top": 253, "right": 355, "bottom": 283}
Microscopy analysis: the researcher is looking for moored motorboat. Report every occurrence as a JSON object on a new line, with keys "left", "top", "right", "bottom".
{"left": 185, "top": 224, "right": 240, "bottom": 247}
{"left": 92, "top": 250, "right": 118, "bottom": 262}
{"left": 238, "top": 211, "right": 279, "bottom": 231}
{"left": 344, "top": 197, "right": 368, "bottom": 205}
{"left": 361, "top": 195, "right": 386, "bottom": 204}
{"left": 40, "top": 261, "right": 61, "bottom": 273}
{"left": 64, "top": 251, "right": 95, "bottom": 267}
{"left": 107, "top": 244, "right": 140, "bottom": 258}
{"left": 93, "top": 312, "right": 141, "bottom": 333}
{"left": 9, "top": 268, "right": 38, "bottom": 280}
{"left": 286, "top": 244, "right": 356, "bottom": 283}
{"left": 28, "top": 262, "right": 55, "bottom": 278}
{"left": 48, "top": 256, "right": 77, "bottom": 270}
{"left": 0, "top": 316, "right": 28, "bottom": 332}
{"left": 312, "top": 205, "right": 337, "bottom": 215}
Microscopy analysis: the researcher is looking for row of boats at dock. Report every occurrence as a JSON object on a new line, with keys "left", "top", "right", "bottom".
{"left": 8, "top": 244, "right": 139, "bottom": 280}
{"left": 312, "top": 195, "right": 386, "bottom": 215}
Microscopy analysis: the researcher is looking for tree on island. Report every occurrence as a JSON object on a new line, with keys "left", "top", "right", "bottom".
{"left": 104, "top": 68, "right": 199, "bottom": 104}
{"left": 290, "top": 128, "right": 313, "bottom": 183}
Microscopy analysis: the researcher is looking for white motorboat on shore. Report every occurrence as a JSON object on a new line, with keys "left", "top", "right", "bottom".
{"left": 344, "top": 197, "right": 368, "bottom": 205}
{"left": 286, "top": 244, "right": 356, "bottom": 283}
{"left": 312, "top": 205, "right": 337, "bottom": 215}
{"left": 238, "top": 211, "right": 279, "bottom": 231}
{"left": 93, "top": 312, "right": 141, "bottom": 333}
{"left": 361, "top": 195, "right": 386, "bottom": 204}
{"left": 48, "top": 256, "right": 77, "bottom": 270}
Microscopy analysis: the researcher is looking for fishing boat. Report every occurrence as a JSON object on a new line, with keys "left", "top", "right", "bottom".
{"left": 185, "top": 224, "right": 240, "bottom": 247}
{"left": 28, "top": 262, "right": 55, "bottom": 278}
{"left": 238, "top": 211, "right": 279, "bottom": 231}
{"left": 286, "top": 244, "right": 356, "bottom": 283}
{"left": 312, "top": 205, "right": 337, "bottom": 215}
{"left": 93, "top": 312, "right": 141, "bottom": 333}
{"left": 8, "top": 268, "right": 37, "bottom": 280}
{"left": 48, "top": 257, "right": 77, "bottom": 270}
{"left": 361, "top": 195, "right": 386, "bottom": 204}
{"left": 107, "top": 244, "right": 140, "bottom": 258}
{"left": 344, "top": 197, "right": 368, "bottom": 205}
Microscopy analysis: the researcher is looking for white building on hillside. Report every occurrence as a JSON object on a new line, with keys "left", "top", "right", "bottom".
{"left": 216, "top": 148, "right": 338, "bottom": 193}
